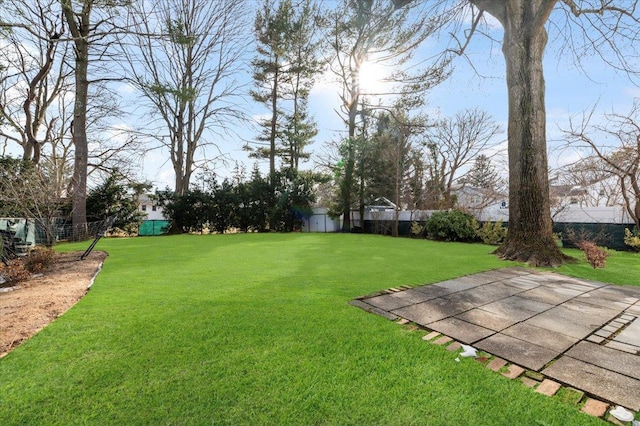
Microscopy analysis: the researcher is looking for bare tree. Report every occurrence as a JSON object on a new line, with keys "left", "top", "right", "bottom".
{"left": 1, "top": 0, "right": 134, "bottom": 225}
{"left": 562, "top": 101, "right": 640, "bottom": 229}
{"left": 124, "top": 0, "right": 249, "bottom": 196}
{"left": 394, "top": 0, "right": 640, "bottom": 266}
{"left": 423, "top": 108, "right": 503, "bottom": 208}
{"left": 39, "top": 97, "right": 74, "bottom": 202}
{"left": 0, "top": 0, "right": 71, "bottom": 164}
{"left": 0, "top": 157, "right": 70, "bottom": 246}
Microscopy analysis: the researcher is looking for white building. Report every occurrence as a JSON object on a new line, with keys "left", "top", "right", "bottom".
{"left": 300, "top": 208, "right": 341, "bottom": 233}
{"left": 138, "top": 194, "right": 165, "bottom": 220}
{"left": 451, "top": 185, "right": 509, "bottom": 222}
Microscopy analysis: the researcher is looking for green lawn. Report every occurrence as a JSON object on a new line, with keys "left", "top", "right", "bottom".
{"left": 1, "top": 233, "right": 636, "bottom": 425}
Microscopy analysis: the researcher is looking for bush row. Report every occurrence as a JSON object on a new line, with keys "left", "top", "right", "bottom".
{"left": 159, "top": 168, "right": 319, "bottom": 234}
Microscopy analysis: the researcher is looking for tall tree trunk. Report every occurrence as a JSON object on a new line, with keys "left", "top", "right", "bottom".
{"left": 70, "top": 41, "right": 89, "bottom": 231}
{"left": 267, "top": 66, "right": 279, "bottom": 230}
{"left": 488, "top": 1, "right": 570, "bottom": 266}
{"left": 62, "top": 0, "right": 91, "bottom": 232}
{"left": 21, "top": 26, "right": 60, "bottom": 166}
{"left": 341, "top": 137, "right": 355, "bottom": 232}
{"left": 270, "top": 66, "right": 278, "bottom": 186}
{"left": 393, "top": 150, "right": 400, "bottom": 237}
{"left": 341, "top": 71, "right": 359, "bottom": 232}
{"left": 358, "top": 151, "right": 365, "bottom": 232}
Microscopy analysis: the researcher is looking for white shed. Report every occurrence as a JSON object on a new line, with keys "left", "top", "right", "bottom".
{"left": 301, "top": 208, "right": 341, "bottom": 233}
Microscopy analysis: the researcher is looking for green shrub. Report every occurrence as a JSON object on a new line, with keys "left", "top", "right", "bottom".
{"left": 476, "top": 220, "right": 507, "bottom": 245}
{"left": 425, "top": 210, "right": 478, "bottom": 242}
{"left": 624, "top": 228, "right": 640, "bottom": 251}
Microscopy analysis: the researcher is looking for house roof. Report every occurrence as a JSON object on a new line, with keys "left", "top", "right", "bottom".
{"left": 366, "top": 197, "right": 397, "bottom": 210}
{"left": 550, "top": 185, "right": 587, "bottom": 198}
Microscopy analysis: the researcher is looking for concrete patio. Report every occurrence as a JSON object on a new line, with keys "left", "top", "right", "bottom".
{"left": 351, "top": 267, "right": 640, "bottom": 411}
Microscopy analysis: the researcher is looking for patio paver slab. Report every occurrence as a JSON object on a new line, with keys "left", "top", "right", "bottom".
{"left": 479, "top": 296, "right": 553, "bottom": 321}
{"left": 565, "top": 341, "right": 640, "bottom": 380}
{"left": 543, "top": 356, "right": 640, "bottom": 411}
{"left": 364, "top": 294, "right": 414, "bottom": 311}
{"left": 432, "top": 276, "right": 488, "bottom": 292}
{"left": 475, "top": 333, "right": 558, "bottom": 371}
{"left": 411, "top": 285, "right": 454, "bottom": 299}
{"left": 562, "top": 299, "right": 625, "bottom": 320}
{"left": 518, "top": 286, "right": 582, "bottom": 305}
{"left": 390, "top": 301, "right": 450, "bottom": 326}
{"left": 502, "top": 276, "right": 542, "bottom": 290}
{"left": 391, "top": 289, "right": 441, "bottom": 304}
{"left": 581, "top": 287, "right": 640, "bottom": 306}
{"left": 525, "top": 307, "right": 605, "bottom": 339}
{"left": 501, "top": 322, "right": 579, "bottom": 353}
{"left": 455, "top": 308, "right": 518, "bottom": 331}
{"left": 576, "top": 293, "right": 634, "bottom": 310}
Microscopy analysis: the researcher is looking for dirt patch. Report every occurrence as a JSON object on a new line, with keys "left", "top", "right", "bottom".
{"left": 0, "top": 251, "right": 107, "bottom": 357}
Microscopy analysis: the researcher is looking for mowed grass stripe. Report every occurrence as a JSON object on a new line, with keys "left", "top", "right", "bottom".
{"left": 2, "top": 233, "right": 629, "bottom": 425}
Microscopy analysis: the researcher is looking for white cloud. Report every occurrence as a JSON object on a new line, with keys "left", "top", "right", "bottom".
{"left": 117, "top": 83, "right": 137, "bottom": 95}
{"left": 546, "top": 107, "right": 572, "bottom": 121}
{"left": 251, "top": 113, "right": 271, "bottom": 123}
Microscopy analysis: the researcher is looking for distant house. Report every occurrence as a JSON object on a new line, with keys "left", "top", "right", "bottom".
{"left": 366, "top": 197, "right": 397, "bottom": 212}
{"left": 137, "top": 194, "right": 170, "bottom": 236}
{"left": 550, "top": 184, "right": 590, "bottom": 207}
{"left": 451, "top": 185, "right": 508, "bottom": 222}
{"left": 138, "top": 194, "right": 165, "bottom": 221}
{"left": 549, "top": 174, "right": 621, "bottom": 208}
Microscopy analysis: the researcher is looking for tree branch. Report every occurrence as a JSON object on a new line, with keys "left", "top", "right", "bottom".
{"left": 561, "top": 0, "right": 636, "bottom": 18}
{"left": 447, "top": 8, "right": 484, "bottom": 56}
